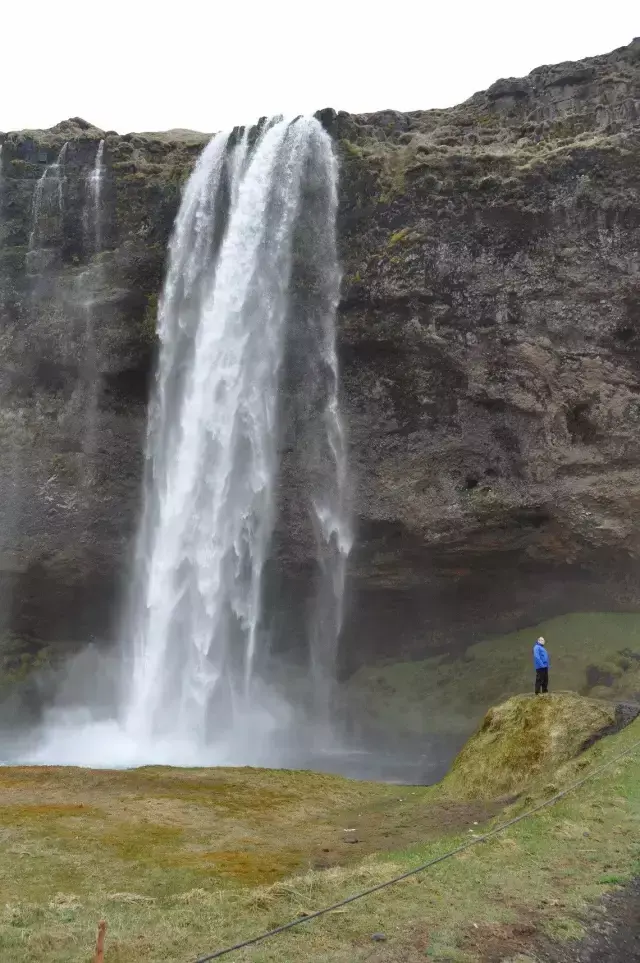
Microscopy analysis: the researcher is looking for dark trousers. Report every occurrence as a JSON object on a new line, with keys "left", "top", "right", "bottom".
{"left": 535, "top": 668, "right": 549, "bottom": 694}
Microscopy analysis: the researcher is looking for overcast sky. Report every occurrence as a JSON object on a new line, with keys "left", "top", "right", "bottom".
{"left": 2, "top": 1, "right": 637, "bottom": 134}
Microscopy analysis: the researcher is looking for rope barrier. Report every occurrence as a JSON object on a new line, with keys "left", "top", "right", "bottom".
{"left": 192, "top": 733, "right": 640, "bottom": 962}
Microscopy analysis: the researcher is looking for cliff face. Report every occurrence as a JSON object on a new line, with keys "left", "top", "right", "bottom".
{"left": 0, "top": 40, "right": 639, "bottom": 673}
{"left": 331, "top": 39, "right": 640, "bottom": 661}
{"left": 0, "top": 122, "right": 206, "bottom": 660}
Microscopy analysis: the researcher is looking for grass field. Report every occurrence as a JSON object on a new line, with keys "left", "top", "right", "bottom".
{"left": 1, "top": 695, "right": 639, "bottom": 962}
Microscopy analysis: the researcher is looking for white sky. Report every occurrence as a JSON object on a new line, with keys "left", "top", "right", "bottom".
{"left": 2, "top": 0, "right": 638, "bottom": 134}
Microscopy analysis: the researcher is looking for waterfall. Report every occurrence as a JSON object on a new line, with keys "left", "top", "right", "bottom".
{"left": 84, "top": 140, "right": 105, "bottom": 254}
{"left": 287, "top": 133, "right": 352, "bottom": 723}
{"left": 27, "top": 142, "right": 68, "bottom": 266}
{"left": 119, "top": 116, "right": 349, "bottom": 762}
{"left": 78, "top": 140, "right": 106, "bottom": 482}
{"left": 10, "top": 117, "right": 349, "bottom": 770}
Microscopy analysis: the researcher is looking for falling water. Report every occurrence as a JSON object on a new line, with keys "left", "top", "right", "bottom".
{"left": 6, "top": 117, "right": 350, "bottom": 770}
{"left": 118, "top": 116, "right": 349, "bottom": 761}
{"left": 287, "top": 134, "right": 352, "bottom": 724}
{"left": 84, "top": 140, "right": 105, "bottom": 254}
{"left": 27, "top": 142, "right": 68, "bottom": 263}
{"left": 78, "top": 140, "right": 106, "bottom": 481}
{"left": 0, "top": 144, "right": 71, "bottom": 648}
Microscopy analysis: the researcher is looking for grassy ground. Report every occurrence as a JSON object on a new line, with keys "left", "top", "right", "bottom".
{"left": 443, "top": 693, "right": 616, "bottom": 799}
{"left": 346, "top": 612, "right": 640, "bottom": 739}
{"left": 1, "top": 698, "right": 639, "bottom": 962}
{"left": 0, "top": 763, "right": 496, "bottom": 962}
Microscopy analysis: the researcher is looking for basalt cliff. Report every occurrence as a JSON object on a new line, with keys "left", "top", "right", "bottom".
{"left": 1, "top": 38, "right": 639, "bottom": 678}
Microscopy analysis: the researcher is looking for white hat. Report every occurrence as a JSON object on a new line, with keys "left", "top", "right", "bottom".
{"left": 537, "top": 637, "right": 546, "bottom": 645}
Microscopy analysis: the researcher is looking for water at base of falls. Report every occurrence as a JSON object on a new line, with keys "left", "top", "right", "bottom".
{"left": 2, "top": 694, "right": 461, "bottom": 784}
{"left": 5, "top": 117, "right": 352, "bottom": 773}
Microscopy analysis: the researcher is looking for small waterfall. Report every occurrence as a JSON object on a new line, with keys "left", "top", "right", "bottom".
{"left": 120, "top": 117, "right": 350, "bottom": 762}
{"left": 78, "top": 140, "right": 106, "bottom": 482}
{"left": 27, "top": 142, "right": 68, "bottom": 266}
{"left": 84, "top": 140, "right": 105, "bottom": 254}
{"left": 291, "top": 132, "right": 351, "bottom": 723}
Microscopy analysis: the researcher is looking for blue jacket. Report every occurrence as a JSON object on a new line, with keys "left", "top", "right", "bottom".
{"left": 533, "top": 643, "right": 549, "bottom": 670}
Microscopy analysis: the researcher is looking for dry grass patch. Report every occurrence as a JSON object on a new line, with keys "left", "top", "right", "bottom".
{"left": 443, "top": 693, "right": 616, "bottom": 798}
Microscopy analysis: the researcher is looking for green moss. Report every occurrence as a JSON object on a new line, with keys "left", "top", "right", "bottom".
{"left": 120, "top": 171, "right": 149, "bottom": 183}
{"left": 141, "top": 292, "right": 159, "bottom": 343}
{"left": 8, "top": 159, "right": 42, "bottom": 178}
{"left": 387, "top": 227, "right": 411, "bottom": 247}
{"left": 163, "top": 163, "right": 191, "bottom": 185}
{"left": 340, "top": 139, "right": 365, "bottom": 158}
{"left": 443, "top": 693, "right": 615, "bottom": 799}
{"left": 0, "top": 637, "right": 54, "bottom": 691}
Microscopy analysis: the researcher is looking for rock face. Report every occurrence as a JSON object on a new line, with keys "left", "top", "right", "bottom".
{"left": 0, "top": 122, "right": 206, "bottom": 665}
{"left": 1, "top": 40, "right": 640, "bottom": 676}
{"left": 331, "top": 38, "right": 640, "bottom": 664}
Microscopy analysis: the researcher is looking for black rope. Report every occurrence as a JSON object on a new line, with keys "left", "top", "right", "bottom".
{"left": 192, "top": 734, "right": 640, "bottom": 962}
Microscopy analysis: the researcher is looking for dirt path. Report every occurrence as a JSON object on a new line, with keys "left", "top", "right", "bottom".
{"left": 541, "top": 880, "right": 640, "bottom": 962}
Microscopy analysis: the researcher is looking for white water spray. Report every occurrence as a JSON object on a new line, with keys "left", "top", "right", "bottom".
{"left": 293, "top": 135, "right": 351, "bottom": 722}
{"left": 84, "top": 140, "right": 105, "bottom": 254}
{"left": 118, "top": 116, "right": 349, "bottom": 762}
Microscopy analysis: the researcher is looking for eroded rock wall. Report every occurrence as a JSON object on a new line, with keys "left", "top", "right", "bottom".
{"left": 331, "top": 38, "right": 640, "bottom": 662}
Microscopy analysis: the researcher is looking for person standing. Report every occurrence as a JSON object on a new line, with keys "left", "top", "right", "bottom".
{"left": 533, "top": 636, "right": 549, "bottom": 694}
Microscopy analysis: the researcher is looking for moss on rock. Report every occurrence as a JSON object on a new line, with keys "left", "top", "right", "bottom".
{"left": 443, "top": 692, "right": 616, "bottom": 799}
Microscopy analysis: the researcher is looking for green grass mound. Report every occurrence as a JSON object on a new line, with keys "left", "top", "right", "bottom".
{"left": 443, "top": 692, "right": 616, "bottom": 799}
